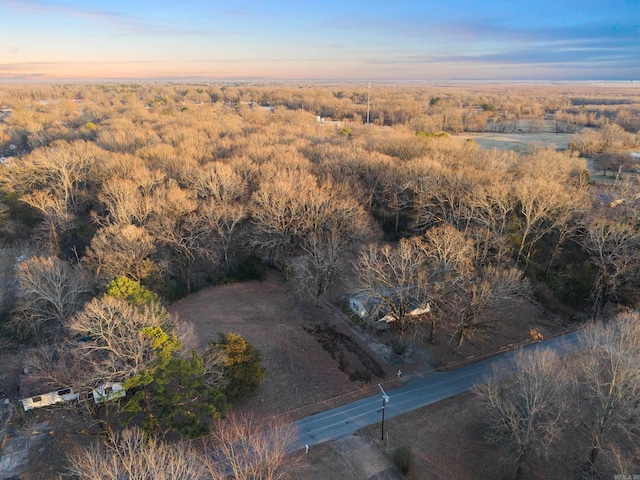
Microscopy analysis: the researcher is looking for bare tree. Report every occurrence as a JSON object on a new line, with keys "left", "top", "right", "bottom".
{"left": 448, "top": 265, "right": 529, "bottom": 353}
{"left": 67, "top": 427, "right": 205, "bottom": 480}
{"left": 18, "top": 190, "right": 73, "bottom": 251}
{"left": 65, "top": 296, "right": 174, "bottom": 383}
{"left": 367, "top": 163, "right": 416, "bottom": 235}
{"left": 508, "top": 149, "right": 590, "bottom": 265}
{"left": 513, "top": 177, "right": 577, "bottom": 264}
{"left": 418, "top": 225, "right": 529, "bottom": 351}
{"left": 98, "top": 176, "right": 155, "bottom": 226}
{"left": 145, "top": 183, "right": 205, "bottom": 291}
{"left": 248, "top": 168, "right": 313, "bottom": 269}
{"left": 0, "top": 140, "right": 104, "bottom": 251}
{"left": 418, "top": 223, "right": 474, "bottom": 342}
{"left": 250, "top": 168, "right": 369, "bottom": 282}
{"left": 13, "top": 255, "right": 91, "bottom": 339}
{"left": 202, "top": 412, "right": 298, "bottom": 480}
{"left": 67, "top": 415, "right": 297, "bottom": 480}
{"left": 294, "top": 230, "right": 342, "bottom": 302}
{"left": 412, "top": 167, "right": 478, "bottom": 234}
{"left": 580, "top": 212, "right": 640, "bottom": 320}
{"left": 353, "top": 238, "right": 428, "bottom": 336}
{"left": 83, "top": 223, "right": 158, "bottom": 284}
{"left": 200, "top": 201, "right": 247, "bottom": 271}
{"left": 192, "top": 161, "right": 248, "bottom": 204}
{"left": 469, "top": 179, "right": 517, "bottom": 267}
{"left": 294, "top": 187, "right": 371, "bottom": 301}
{"left": 475, "top": 349, "right": 570, "bottom": 480}
{"left": 574, "top": 313, "right": 640, "bottom": 473}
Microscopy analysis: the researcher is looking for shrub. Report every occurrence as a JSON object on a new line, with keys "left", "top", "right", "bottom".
{"left": 212, "top": 333, "right": 265, "bottom": 402}
{"left": 391, "top": 338, "right": 407, "bottom": 356}
{"left": 393, "top": 445, "right": 413, "bottom": 475}
{"left": 349, "top": 370, "right": 372, "bottom": 383}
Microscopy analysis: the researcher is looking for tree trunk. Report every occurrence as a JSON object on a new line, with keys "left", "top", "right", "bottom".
{"left": 428, "top": 317, "right": 435, "bottom": 343}
{"left": 589, "top": 268, "right": 604, "bottom": 320}
{"left": 452, "top": 329, "right": 465, "bottom": 354}
{"left": 544, "top": 234, "right": 562, "bottom": 277}
{"left": 515, "top": 451, "right": 526, "bottom": 480}
{"left": 589, "top": 444, "right": 600, "bottom": 466}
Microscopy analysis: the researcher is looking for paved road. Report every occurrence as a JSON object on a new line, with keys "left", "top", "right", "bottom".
{"left": 290, "top": 330, "right": 582, "bottom": 451}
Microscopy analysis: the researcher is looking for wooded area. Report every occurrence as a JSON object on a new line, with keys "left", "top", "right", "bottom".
{"left": 0, "top": 82, "right": 639, "bottom": 479}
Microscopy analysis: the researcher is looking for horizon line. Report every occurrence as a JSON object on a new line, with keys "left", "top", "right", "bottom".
{"left": 0, "top": 77, "right": 638, "bottom": 85}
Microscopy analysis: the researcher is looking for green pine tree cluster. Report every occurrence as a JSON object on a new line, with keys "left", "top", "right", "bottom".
{"left": 106, "top": 277, "right": 265, "bottom": 438}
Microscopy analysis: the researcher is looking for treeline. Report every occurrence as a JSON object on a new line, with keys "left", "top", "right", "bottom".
{"left": 1, "top": 83, "right": 639, "bottom": 142}
{"left": 0, "top": 84, "right": 638, "bottom": 327}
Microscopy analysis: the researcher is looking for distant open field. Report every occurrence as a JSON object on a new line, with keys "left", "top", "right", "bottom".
{"left": 462, "top": 132, "right": 573, "bottom": 152}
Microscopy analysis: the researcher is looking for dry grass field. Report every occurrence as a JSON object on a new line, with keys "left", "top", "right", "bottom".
{"left": 354, "top": 391, "right": 580, "bottom": 480}
{"left": 169, "top": 270, "right": 405, "bottom": 421}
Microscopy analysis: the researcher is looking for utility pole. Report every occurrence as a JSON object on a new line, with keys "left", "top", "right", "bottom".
{"left": 378, "top": 384, "right": 389, "bottom": 441}
{"left": 367, "top": 82, "right": 371, "bottom": 125}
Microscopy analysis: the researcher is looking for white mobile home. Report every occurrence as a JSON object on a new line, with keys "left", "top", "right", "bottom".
{"left": 20, "top": 388, "right": 79, "bottom": 411}
{"left": 92, "top": 382, "right": 126, "bottom": 404}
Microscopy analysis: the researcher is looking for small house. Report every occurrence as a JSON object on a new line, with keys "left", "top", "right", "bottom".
{"left": 349, "top": 289, "right": 430, "bottom": 330}
{"left": 349, "top": 297, "right": 369, "bottom": 319}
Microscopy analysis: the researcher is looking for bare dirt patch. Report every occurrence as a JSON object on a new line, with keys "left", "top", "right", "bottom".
{"left": 303, "top": 324, "right": 385, "bottom": 382}
{"left": 286, "top": 436, "right": 402, "bottom": 480}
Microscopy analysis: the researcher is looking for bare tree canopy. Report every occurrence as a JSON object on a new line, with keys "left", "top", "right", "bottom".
{"left": 84, "top": 223, "right": 157, "bottom": 284}
{"left": 576, "top": 312, "right": 640, "bottom": 472}
{"left": 475, "top": 349, "right": 569, "bottom": 479}
{"left": 13, "top": 255, "right": 90, "bottom": 339}
{"left": 202, "top": 412, "right": 298, "bottom": 480}
{"left": 67, "top": 427, "right": 205, "bottom": 480}
{"left": 66, "top": 296, "right": 174, "bottom": 383}
{"left": 353, "top": 238, "right": 428, "bottom": 336}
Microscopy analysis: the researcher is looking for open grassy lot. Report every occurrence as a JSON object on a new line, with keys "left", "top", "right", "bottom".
{"left": 169, "top": 270, "right": 400, "bottom": 420}
{"left": 461, "top": 132, "right": 574, "bottom": 152}
{"left": 354, "top": 391, "right": 579, "bottom": 480}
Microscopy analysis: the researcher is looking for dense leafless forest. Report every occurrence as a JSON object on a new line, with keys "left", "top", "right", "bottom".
{"left": 1, "top": 83, "right": 639, "bottom": 311}
{"left": 1, "top": 82, "right": 640, "bottom": 479}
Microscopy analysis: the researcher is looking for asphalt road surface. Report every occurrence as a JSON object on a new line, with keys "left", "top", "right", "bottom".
{"left": 290, "top": 330, "right": 582, "bottom": 451}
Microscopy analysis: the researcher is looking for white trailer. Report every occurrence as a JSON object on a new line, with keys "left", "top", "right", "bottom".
{"left": 92, "top": 382, "right": 126, "bottom": 404}
{"left": 20, "top": 388, "right": 79, "bottom": 411}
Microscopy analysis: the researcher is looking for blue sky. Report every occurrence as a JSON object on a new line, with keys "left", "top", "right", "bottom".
{"left": 0, "top": 0, "right": 638, "bottom": 81}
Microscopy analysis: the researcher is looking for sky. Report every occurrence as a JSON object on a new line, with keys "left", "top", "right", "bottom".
{"left": 0, "top": 0, "right": 639, "bottom": 81}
